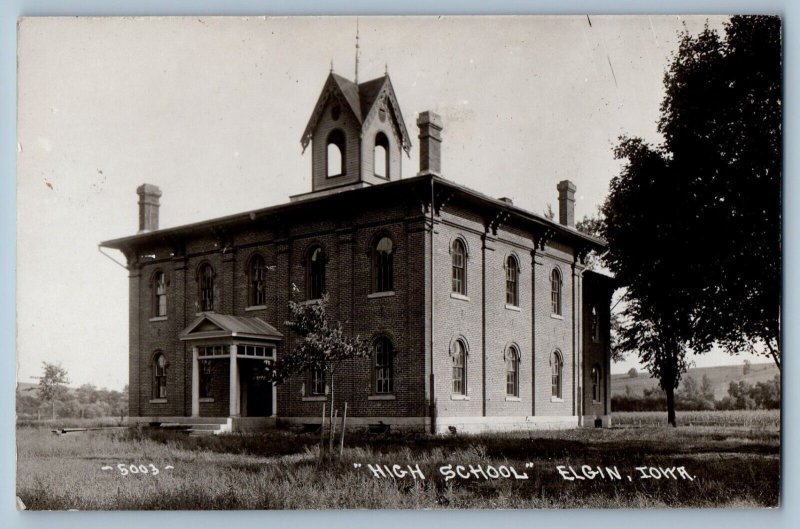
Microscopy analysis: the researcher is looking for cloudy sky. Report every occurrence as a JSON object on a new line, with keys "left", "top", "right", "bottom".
{"left": 17, "top": 15, "right": 759, "bottom": 391}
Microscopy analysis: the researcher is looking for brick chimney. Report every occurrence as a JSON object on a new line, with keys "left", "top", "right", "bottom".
{"left": 137, "top": 184, "right": 161, "bottom": 233}
{"left": 556, "top": 180, "right": 576, "bottom": 227}
{"left": 417, "top": 111, "right": 443, "bottom": 176}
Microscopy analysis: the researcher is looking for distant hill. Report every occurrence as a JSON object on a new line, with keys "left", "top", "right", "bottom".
{"left": 17, "top": 381, "right": 75, "bottom": 397}
{"left": 17, "top": 382, "right": 40, "bottom": 393}
{"left": 612, "top": 362, "right": 778, "bottom": 400}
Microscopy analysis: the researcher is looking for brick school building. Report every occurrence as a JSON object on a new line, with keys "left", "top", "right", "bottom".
{"left": 100, "top": 69, "right": 614, "bottom": 434}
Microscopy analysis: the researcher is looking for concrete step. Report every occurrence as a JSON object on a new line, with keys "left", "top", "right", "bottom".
{"left": 189, "top": 424, "right": 226, "bottom": 430}
{"left": 158, "top": 423, "right": 193, "bottom": 429}
{"left": 188, "top": 428, "right": 222, "bottom": 436}
{"left": 168, "top": 417, "right": 229, "bottom": 425}
{"left": 141, "top": 417, "right": 230, "bottom": 426}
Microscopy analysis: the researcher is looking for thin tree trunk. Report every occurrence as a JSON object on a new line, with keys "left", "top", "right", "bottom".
{"left": 666, "top": 386, "right": 677, "bottom": 427}
{"left": 328, "top": 374, "right": 335, "bottom": 458}
{"left": 765, "top": 340, "right": 781, "bottom": 372}
{"left": 330, "top": 409, "right": 338, "bottom": 454}
{"left": 52, "top": 400, "right": 56, "bottom": 420}
{"left": 320, "top": 402, "right": 326, "bottom": 459}
{"left": 339, "top": 402, "right": 348, "bottom": 459}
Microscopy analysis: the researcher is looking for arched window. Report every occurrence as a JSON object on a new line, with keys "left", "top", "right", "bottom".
{"left": 153, "top": 352, "right": 167, "bottom": 399}
{"left": 373, "top": 236, "right": 394, "bottom": 292}
{"left": 374, "top": 132, "right": 389, "bottom": 178}
{"left": 506, "top": 255, "right": 519, "bottom": 306}
{"left": 248, "top": 254, "right": 267, "bottom": 307}
{"left": 198, "top": 263, "right": 215, "bottom": 312}
{"left": 306, "top": 246, "right": 326, "bottom": 300}
{"left": 590, "top": 305, "right": 600, "bottom": 342}
{"left": 373, "top": 336, "right": 394, "bottom": 394}
{"left": 551, "top": 351, "right": 563, "bottom": 399}
{"left": 451, "top": 239, "right": 467, "bottom": 295}
{"left": 591, "top": 364, "right": 601, "bottom": 402}
{"left": 326, "top": 129, "right": 345, "bottom": 177}
{"left": 153, "top": 271, "right": 167, "bottom": 317}
{"left": 550, "top": 268, "right": 562, "bottom": 315}
{"left": 505, "top": 345, "right": 520, "bottom": 397}
{"left": 451, "top": 339, "right": 467, "bottom": 395}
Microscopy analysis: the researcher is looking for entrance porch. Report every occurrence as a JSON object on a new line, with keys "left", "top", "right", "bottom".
{"left": 180, "top": 313, "right": 283, "bottom": 419}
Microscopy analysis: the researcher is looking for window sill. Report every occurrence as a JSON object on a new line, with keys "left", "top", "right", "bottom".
{"left": 592, "top": 400, "right": 601, "bottom": 405}
{"left": 450, "top": 395, "right": 470, "bottom": 401}
{"left": 368, "top": 394, "right": 396, "bottom": 400}
{"left": 505, "top": 396, "right": 521, "bottom": 402}
{"left": 505, "top": 304, "right": 521, "bottom": 312}
{"left": 551, "top": 397, "right": 564, "bottom": 403}
{"left": 245, "top": 305, "right": 267, "bottom": 312}
{"left": 149, "top": 399, "right": 167, "bottom": 404}
{"left": 149, "top": 316, "right": 168, "bottom": 322}
{"left": 550, "top": 313, "right": 564, "bottom": 320}
{"left": 196, "top": 311, "right": 215, "bottom": 316}
{"left": 367, "top": 291, "right": 395, "bottom": 299}
{"left": 302, "top": 396, "right": 327, "bottom": 402}
{"left": 450, "top": 293, "right": 470, "bottom": 302}
{"left": 298, "top": 299, "right": 322, "bottom": 306}
{"left": 199, "top": 398, "right": 214, "bottom": 403}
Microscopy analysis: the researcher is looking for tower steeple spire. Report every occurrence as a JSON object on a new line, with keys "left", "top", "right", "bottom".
{"left": 354, "top": 18, "right": 360, "bottom": 83}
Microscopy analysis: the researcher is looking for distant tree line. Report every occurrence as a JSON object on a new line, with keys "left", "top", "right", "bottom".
{"left": 17, "top": 383, "right": 128, "bottom": 420}
{"left": 612, "top": 374, "right": 780, "bottom": 412}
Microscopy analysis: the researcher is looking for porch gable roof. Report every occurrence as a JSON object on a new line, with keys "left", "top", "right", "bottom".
{"left": 180, "top": 313, "right": 284, "bottom": 342}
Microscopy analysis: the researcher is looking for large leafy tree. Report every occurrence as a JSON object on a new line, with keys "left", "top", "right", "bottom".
{"left": 601, "top": 16, "right": 781, "bottom": 425}
{"left": 658, "top": 16, "right": 782, "bottom": 368}
{"left": 602, "top": 138, "right": 694, "bottom": 426}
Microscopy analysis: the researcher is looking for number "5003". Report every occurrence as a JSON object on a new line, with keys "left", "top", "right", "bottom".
{"left": 116, "top": 463, "right": 160, "bottom": 476}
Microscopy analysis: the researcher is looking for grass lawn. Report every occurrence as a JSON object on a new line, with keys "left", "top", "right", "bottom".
{"left": 16, "top": 412, "right": 779, "bottom": 510}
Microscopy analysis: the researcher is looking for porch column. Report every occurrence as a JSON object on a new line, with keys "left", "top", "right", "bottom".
{"left": 229, "top": 344, "right": 240, "bottom": 416}
{"left": 191, "top": 347, "right": 200, "bottom": 417}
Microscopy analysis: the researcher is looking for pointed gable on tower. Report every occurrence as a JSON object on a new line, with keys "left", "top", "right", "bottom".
{"left": 296, "top": 71, "right": 412, "bottom": 200}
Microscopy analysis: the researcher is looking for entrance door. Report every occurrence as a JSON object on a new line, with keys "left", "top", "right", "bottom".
{"left": 241, "top": 361, "right": 273, "bottom": 417}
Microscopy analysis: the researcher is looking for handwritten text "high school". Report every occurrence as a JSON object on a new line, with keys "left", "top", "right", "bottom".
{"left": 353, "top": 463, "right": 532, "bottom": 481}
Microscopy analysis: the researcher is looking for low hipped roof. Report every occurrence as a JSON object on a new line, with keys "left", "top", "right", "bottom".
{"left": 180, "top": 313, "right": 283, "bottom": 342}
{"left": 100, "top": 173, "right": 605, "bottom": 255}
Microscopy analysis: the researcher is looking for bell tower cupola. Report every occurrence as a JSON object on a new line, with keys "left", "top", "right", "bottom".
{"left": 296, "top": 69, "right": 412, "bottom": 200}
